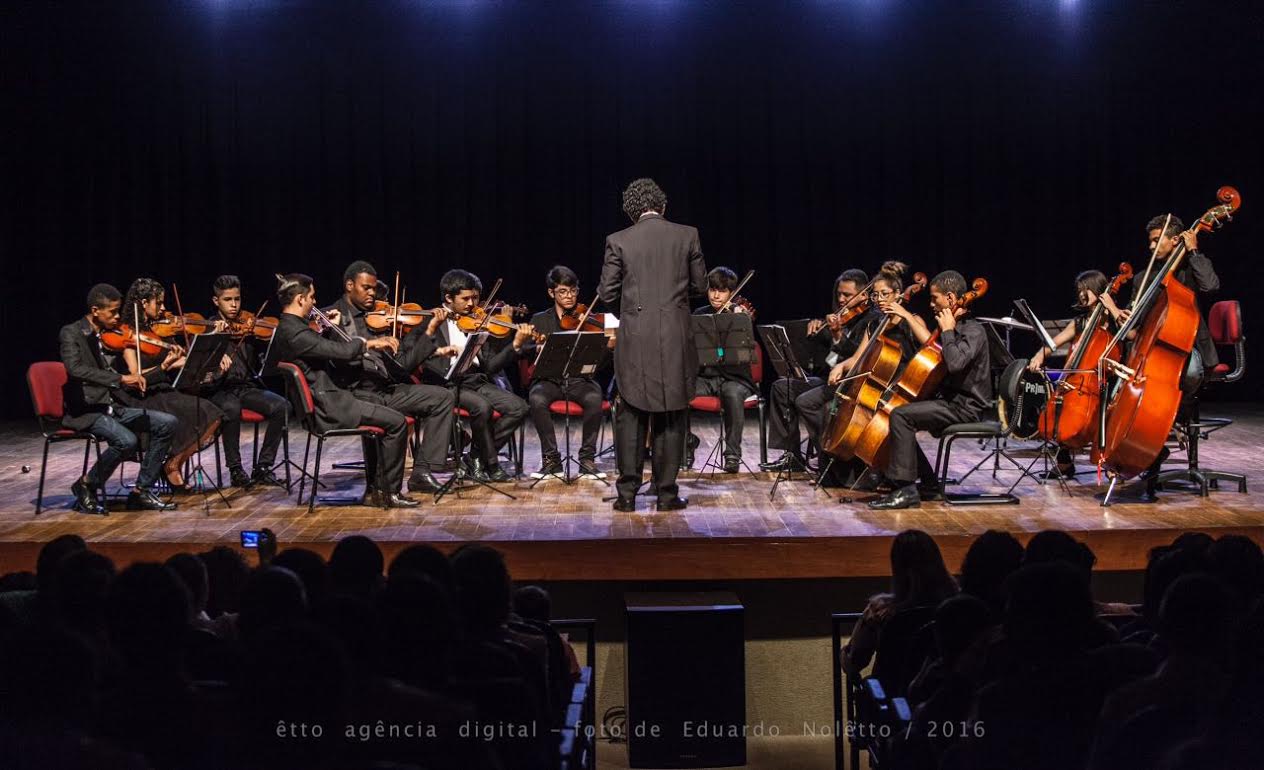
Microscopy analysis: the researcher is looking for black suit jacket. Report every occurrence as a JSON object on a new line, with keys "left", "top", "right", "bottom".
{"left": 326, "top": 296, "right": 439, "bottom": 389}
{"left": 58, "top": 317, "right": 123, "bottom": 431}
{"left": 417, "top": 317, "right": 521, "bottom": 389}
{"left": 598, "top": 213, "right": 708, "bottom": 412}
{"left": 273, "top": 313, "right": 369, "bottom": 433}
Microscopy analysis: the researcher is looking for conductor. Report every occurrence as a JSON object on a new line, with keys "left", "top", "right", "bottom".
{"left": 599, "top": 178, "right": 708, "bottom": 511}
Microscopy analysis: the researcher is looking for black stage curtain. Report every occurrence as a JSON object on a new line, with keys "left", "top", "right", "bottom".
{"left": 3, "top": 0, "right": 1262, "bottom": 418}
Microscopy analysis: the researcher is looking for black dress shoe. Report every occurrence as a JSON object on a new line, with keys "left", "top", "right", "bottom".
{"left": 465, "top": 457, "right": 491, "bottom": 482}
{"left": 760, "top": 453, "right": 805, "bottom": 472}
{"left": 229, "top": 466, "right": 254, "bottom": 488}
{"left": 658, "top": 496, "right": 688, "bottom": 511}
{"left": 723, "top": 457, "right": 741, "bottom": 474}
{"left": 852, "top": 470, "right": 886, "bottom": 492}
{"left": 71, "top": 479, "right": 107, "bottom": 515}
{"left": 360, "top": 488, "right": 381, "bottom": 506}
{"left": 407, "top": 472, "right": 444, "bottom": 493}
{"left": 485, "top": 464, "right": 514, "bottom": 483}
{"left": 251, "top": 467, "right": 286, "bottom": 488}
{"left": 867, "top": 485, "right": 921, "bottom": 510}
{"left": 531, "top": 457, "right": 564, "bottom": 480}
{"left": 127, "top": 487, "right": 176, "bottom": 511}
{"left": 384, "top": 492, "right": 421, "bottom": 508}
{"left": 612, "top": 497, "right": 636, "bottom": 512}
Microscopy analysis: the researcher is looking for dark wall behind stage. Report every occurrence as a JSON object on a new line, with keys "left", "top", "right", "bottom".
{"left": 4, "top": 0, "right": 1263, "bottom": 418}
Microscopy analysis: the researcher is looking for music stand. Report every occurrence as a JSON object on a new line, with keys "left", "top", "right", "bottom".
{"left": 528, "top": 331, "right": 610, "bottom": 486}
{"left": 253, "top": 324, "right": 317, "bottom": 492}
{"left": 434, "top": 332, "right": 516, "bottom": 503}
{"left": 172, "top": 332, "right": 235, "bottom": 511}
{"left": 758, "top": 324, "right": 811, "bottom": 500}
{"left": 690, "top": 313, "right": 757, "bottom": 476}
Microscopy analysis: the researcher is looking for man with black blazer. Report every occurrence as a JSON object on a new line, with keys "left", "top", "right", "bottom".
{"left": 416, "top": 269, "right": 531, "bottom": 483}
{"left": 59, "top": 283, "right": 177, "bottom": 513}
{"left": 271, "top": 273, "right": 419, "bottom": 508}
{"left": 599, "top": 178, "right": 707, "bottom": 511}
{"left": 326, "top": 260, "right": 456, "bottom": 494}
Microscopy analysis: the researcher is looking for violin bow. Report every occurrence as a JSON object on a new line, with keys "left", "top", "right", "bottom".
{"left": 1131, "top": 212, "right": 1169, "bottom": 310}
{"left": 717, "top": 270, "right": 756, "bottom": 313}
{"left": 576, "top": 292, "right": 602, "bottom": 330}
{"left": 392, "top": 271, "right": 402, "bottom": 338}
{"left": 171, "top": 283, "right": 192, "bottom": 351}
{"left": 481, "top": 278, "right": 503, "bottom": 311}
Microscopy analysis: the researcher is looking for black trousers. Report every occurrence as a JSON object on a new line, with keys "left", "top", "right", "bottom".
{"left": 767, "top": 375, "right": 824, "bottom": 453}
{"left": 354, "top": 382, "right": 455, "bottom": 476}
{"left": 691, "top": 375, "right": 756, "bottom": 460}
{"left": 615, "top": 402, "right": 685, "bottom": 504}
{"left": 208, "top": 384, "right": 291, "bottom": 471}
{"left": 528, "top": 378, "right": 603, "bottom": 462}
{"left": 457, "top": 381, "right": 528, "bottom": 466}
{"left": 795, "top": 383, "right": 834, "bottom": 455}
{"left": 348, "top": 399, "right": 409, "bottom": 493}
{"left": 885, "top": 399, "right": 976, "bottom": 485}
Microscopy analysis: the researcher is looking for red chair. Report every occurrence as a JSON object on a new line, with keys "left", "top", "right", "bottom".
{"left": 686, "top": 344, "right": 768, "bottom": 472}
{"left": 1154, "top": 300, "right": 1247, "bottom": 496}
{"left": 277, "top": 362, "right": 388, "bottom": 512}
{"left": 518, "top": 359, "right": 613, "bottom": 482}
{"left": 27, "top": 362, "right": 102, "bottom": 515}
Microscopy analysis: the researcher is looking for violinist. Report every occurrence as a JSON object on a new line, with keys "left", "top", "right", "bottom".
{"left": 687, "top": 267, "right": 758, "bottom": 473}
{"left": 203, "top": 275, "right": 291, "bottom": 489}
{"left": 869, "top": 270, "right": 992, "bottom": 510}
{"left": 797, "top": 264, "right": 922, "bottom": 485}
{"left": 524, "top": 265, "right": 610, "bottom": 480}
{"left": 59, "top": 284, "right": 179, "bottom": 513}
{"left": 761, "top": 267, "right": 875, "bottom": 473}
{"left": 273, "top": 272, "right": 419, "bottom": 507}
{"left": 418, "top": 269, "right": 531, "bottom": 483}
{"left": 114, "top": 278, "right": 228, "bottom": 493}
{"left": 324, "top": 261, "right": 458, "bottom": 494}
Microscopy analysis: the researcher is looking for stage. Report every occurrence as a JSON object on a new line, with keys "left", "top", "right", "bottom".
{"left": 2, "top": 406, "right": 1261, "bottom": 581}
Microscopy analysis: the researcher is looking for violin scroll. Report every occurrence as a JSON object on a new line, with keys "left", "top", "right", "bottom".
{"left": 1193, "top": 185, "right": 1241, "bottom": 234}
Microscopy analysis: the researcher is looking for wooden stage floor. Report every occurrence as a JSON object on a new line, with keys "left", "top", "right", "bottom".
{"left": 2, "top": 405, "right": 1261, "bottom": 580}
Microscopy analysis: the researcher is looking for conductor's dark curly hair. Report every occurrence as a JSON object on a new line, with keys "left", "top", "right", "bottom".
{"left": 621, "top": 178, "right": 667, "bottom": 222}
{"left": 123, "top": 278, "right": 165, "bottom": 330}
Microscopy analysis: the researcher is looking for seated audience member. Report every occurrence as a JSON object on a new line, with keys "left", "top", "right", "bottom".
{"left": 328, "top": 535, "right": 386, "bottom": 600}
{"left": 957, "top": 529, "right": 1024, "bottom": 619}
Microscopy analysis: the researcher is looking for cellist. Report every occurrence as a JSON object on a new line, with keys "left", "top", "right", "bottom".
{"left": 1141, "top": 215, "right": 1221, "bottom": 373}
{"left": 868, "top": 270, "right": 992, "bottom": 510}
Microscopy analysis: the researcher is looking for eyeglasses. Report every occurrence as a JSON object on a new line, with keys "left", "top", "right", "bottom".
{"left": 553, "top": 287, "right": 579, "bottom": 297}
{"left": 871, "top": 290, "right": 897, "bottom": 300}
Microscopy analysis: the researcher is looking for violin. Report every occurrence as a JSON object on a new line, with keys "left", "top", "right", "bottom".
{"left": 150, "top": 313, "right": 217, "bottom": 337}
{"left": 364, "top": 300, "right": 442, "bottom": 335}
{"left": 101, "top": 324, "right": 183, "bottom": 357}
{"left": 558, "top": 303, "right": 608, "bottom": 333}
{"left": 224, "top": 310, "right": 280, "bottom": 341}
{"left": 820, "top": 273, "right": 928, "bottom": 461}
{"left": 1095, "top": 187, "right": 1241, "bottom": 481}
{"left": 718, "top": 295, "right": 757, "bottom": 319}
{"left": 1035, "top": 262, "right": 1134, "bottom": 449}
{"left": 455, "top": 303, "right": 544, "bottom": 342}
{"left": 852, "top": 278, "right": 990, "bottom": 470}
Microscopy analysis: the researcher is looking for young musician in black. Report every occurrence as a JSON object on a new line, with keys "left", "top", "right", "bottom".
{"left": 1144, "top": 214, "right": 1221, "bottom": 372}
{"left": 59, "top": 283, "right": 178, "bottom": 513}
{"left": 687, "top": 267, "right": 757, "bottom": 473}
{"left": 762, "top": 267, "right": 872, "bottom": 472}
{"left": 525, "top": 265, "right": 611, "bottom": 480}
{"left": 204, "top": 275, "right": 291, "bottom": 488}
{"left": 418, "top": 269, "right": 531, "bottom": 483}
{"left": 869, "top": 270, "right": 991, "bottom": 510}
{"left": 273, "top": 273, "right": 419, "bottom": 507}
{"left": 327, "top": 261, "right": 458, "bottom": 494}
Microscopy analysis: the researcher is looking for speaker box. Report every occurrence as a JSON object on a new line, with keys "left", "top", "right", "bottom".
{"left": 625, "top": 592, "right": 746, "bottom": 768}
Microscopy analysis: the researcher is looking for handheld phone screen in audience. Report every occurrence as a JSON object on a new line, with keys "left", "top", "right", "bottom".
{"left": 240, "top": 530, "right": 261, "bottom": 549}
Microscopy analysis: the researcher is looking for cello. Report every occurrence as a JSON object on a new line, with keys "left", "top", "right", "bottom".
{"left": 1035, "top": 262, "right": 1134, "bottom": 449}
{"left": 852, "top": 278, "right": 989, "bottom": 470}
{"left": 820, "top": 271, "right": 928, "bottom": 460}
{"left": 1095, "top": 186, "right": 1241, "bottom": 481}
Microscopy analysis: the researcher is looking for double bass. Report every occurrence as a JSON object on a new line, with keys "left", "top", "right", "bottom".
{"left": 820, "top": 272, "right": 928, "bottom": 460}
{"left": 852, "top": 278, "right": 989, "bottom": 470}
{"left": 1035, "top": 262, "right": 1134, "bottom": 449}
{"left": 1095, "top": 186, "right": 1241, "bottom": 480}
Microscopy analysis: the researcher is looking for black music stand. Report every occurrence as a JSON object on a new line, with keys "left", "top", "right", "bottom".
{"left": 256, "top": 327, "right": 313, "bottom": 492}
{"left": 434, "top": 332, "right": 516, "bottom": 503}
{"left": 758, "top": 324, "right": 812, "bottom": 500}
{"left": 172, "top": 332, "right": 235, "bottom": 512}
{"left": 690, "top": 313, "right": 757, "bottom": 475}
{"left": 529, "top": 331, "right": 609, "bottom": 487}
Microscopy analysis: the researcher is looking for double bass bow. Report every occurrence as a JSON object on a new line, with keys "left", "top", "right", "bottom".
{"left": 852, "top": 278, "right": 990, "bottom": 470}
{"left": 1094, "top": 186, "right": 1241, "bottom": 481}
{"left": 1034, "top": 262, "right": 1134, "bottom": 449}
{"left": 820, "top": 271, "right": 928, "bottom": 461}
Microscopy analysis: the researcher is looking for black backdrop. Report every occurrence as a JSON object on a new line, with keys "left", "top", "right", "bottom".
{"left": 4, "top": 0, "right": 1263, "bottom": 419}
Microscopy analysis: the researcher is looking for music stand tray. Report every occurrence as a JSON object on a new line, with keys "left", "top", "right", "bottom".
{"left": 529, "top": 331, "right": 609, "bottom": 485}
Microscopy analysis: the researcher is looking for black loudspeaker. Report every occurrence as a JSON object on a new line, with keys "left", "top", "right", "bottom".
{"left": 625, "top": 592, "right": 746, "bottom": 768}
